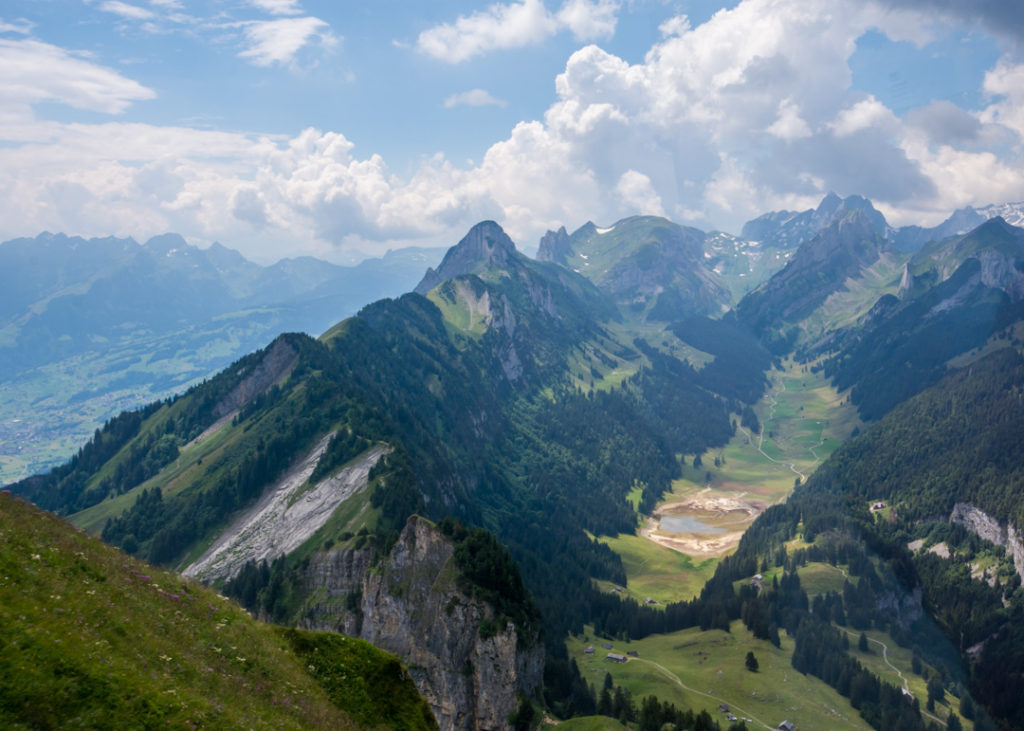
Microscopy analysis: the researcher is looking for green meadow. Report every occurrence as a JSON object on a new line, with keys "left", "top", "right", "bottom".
{"left": 569, "top": 621, "right": 871, "bottom": 731}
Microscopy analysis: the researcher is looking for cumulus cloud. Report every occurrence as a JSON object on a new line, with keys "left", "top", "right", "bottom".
{"left": 556, "top": 0, "right": 621, "bottom": 40}
{"left": 906, "top": 100, "right": 982, "bottom": 145}
{"left": 879, "top": 0, "right": 1024, "bottom": 47}
{"left": 830, "top": 96, "right": 899, "bottom": 137}
{"left": 238, "top": 17, "right": 337, "bottom": 68}
{"left": 444, "top": 89, "right": 508, "bottom": 108}
{"left": 416, "top": 0, "right": 620, "bottom": 63}
{"left": 980, "top": 60, "right": 1024, "bottom": 141}
{"left": 615, "top": 170, "right": 665, "bottom": 216}
{"left": 4, "top": 0, "right": 1024, "bottom": 260}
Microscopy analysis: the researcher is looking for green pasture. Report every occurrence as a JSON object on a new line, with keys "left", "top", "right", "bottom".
{"left": 597, "top": 533, "right": 717, "bottom": 605}
{"left": 796, "top": 562, "right": 850, "bottom": 597}
{"left": 569, "top": 621, "right": 871, "bottom": 731}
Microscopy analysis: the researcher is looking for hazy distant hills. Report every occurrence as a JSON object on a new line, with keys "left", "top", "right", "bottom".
{"left": 0, "top": 232, "right": 443, "bottom": 483}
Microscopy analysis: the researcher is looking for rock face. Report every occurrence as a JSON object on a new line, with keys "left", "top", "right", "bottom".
{"left": 300, "top": 516, "right": 544, "bottom": 731}
{"left": 741, "top": 192, "right": 891, "bottom": 249}
{"left": 213, "top": 337, "right": 299, "bottom": 419}
{"left": 951, "top": 502, "right": 1024, "bottom": 580}
{"left": 536, "top": 226, "right": 572, "bottom": 265}
{"left": 184, "top": 442, "right": 388, "bottom": 582}
{"left": 415, "top": 222, "right": 517, "bottom": 295}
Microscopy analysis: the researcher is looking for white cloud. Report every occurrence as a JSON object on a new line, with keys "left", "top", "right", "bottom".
{"left": 767, "top": 98, "right": 813, "bottom": 140}
{"left": 444, "top": 89, "right": 508, "bottom": 108}
{"left": 245, "top": 0, "right": 303, "bottom": 16}
{"left": 658, "top": 15, "right": 690, "bottom": 38}
{"left": 415, "top": 0, "right": 621, "bottom": 63}
{"left": 416, "top": 0, "right": 556, "bottom": 63}
{"left": 615, "top": 170, "right": 665, "bottom": 216}
{"left": 830, "top": 96, "right": 898, "bottom": 137}
{"left": 0, "top": 17, "right": 34, "bottom": 35}
{"left": 3, "top": 0, "right": 1024, "bottom": 262}
{"left": 980, "top": 60, "right": 1024, "bottom": 141}
{"left": 99, "top": 1, "right": 156, "bottom": 21}
{"left": 0, "top": 39, "right": 155, "bottom": 114}
{"left": 556, "top": 0, "right": 621, "bottom": 40}
{"left": 238, "top": 17, "right": 337, "bottom": 68}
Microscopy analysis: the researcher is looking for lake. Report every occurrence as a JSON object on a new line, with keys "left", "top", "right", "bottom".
{"left": 659, "top": 515, "right": 726, "bottom": 534}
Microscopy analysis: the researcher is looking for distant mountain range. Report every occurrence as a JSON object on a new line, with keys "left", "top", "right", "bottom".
{"left": 0, "top": 232, "right": 444, "bottom": 483}
{"left": 743, "top": 192, "right": 1024, "bottom": 253}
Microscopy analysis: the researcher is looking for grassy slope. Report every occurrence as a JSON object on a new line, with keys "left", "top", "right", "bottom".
{"left": 0, "top": 492, "right": 431, "bottom": 730}
{"left": 596, "top": 533, "right": 716, "bottom": 605}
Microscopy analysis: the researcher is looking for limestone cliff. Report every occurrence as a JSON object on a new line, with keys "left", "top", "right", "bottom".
{"left": 299, "top": 516, "right": 544, "bottom": 731}
{"left": 950, "top": 502, "right": 1024, "bottom": 581}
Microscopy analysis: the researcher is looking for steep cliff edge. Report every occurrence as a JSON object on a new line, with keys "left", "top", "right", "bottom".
{"left": 299, "top": 516, "right": 544, "bottom": 731}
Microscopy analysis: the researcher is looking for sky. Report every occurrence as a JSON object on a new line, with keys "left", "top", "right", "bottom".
{"left": 1, "top": 1, "right": 1023, "bottom": 263}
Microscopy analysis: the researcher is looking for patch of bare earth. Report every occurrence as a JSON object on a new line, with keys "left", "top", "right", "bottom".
{"left": 642, "top": 490, "right": 768, "bottom": 558}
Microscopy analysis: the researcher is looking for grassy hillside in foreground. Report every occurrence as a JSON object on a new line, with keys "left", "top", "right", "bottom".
{"left": 0, "top": 492, "right": 434, "bottom": 730}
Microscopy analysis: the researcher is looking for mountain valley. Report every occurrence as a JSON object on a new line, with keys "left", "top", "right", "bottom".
{"left": 6, "top": 193, "right": 1024, "bottom": 729}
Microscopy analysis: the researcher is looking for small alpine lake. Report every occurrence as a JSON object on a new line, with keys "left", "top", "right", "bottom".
{"left": 658, "top": 515, "right": 726, "bottom": 534}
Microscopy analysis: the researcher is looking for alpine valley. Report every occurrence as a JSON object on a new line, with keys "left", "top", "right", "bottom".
{"left": 6, "top": 193, "right": 1024, "bottom": 730}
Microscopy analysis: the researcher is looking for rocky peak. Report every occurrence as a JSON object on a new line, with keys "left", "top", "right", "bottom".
{"left": 536, "top": 225, "right": 572, "bottom": 264}
{"left": 415, "top": 221, "right": 518, "bottom": 295}
{"left": 143, "top": 233, "right": 190, "bottom": 256}
{"left": 735, "top": 208, "right": 887, "bottom": 330}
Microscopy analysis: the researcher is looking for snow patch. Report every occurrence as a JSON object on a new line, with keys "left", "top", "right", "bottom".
{"left": 595, "top": 225, "right": 615, "bottom": 234}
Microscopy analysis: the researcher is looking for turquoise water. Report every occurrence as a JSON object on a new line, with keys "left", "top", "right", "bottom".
{"left": 659, "top": 515, "right": 725, "bottom": 534}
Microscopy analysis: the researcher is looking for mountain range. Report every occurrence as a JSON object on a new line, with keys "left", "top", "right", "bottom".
{"left": 6, "top": 192, "right": 1024, "bottom": 729}
{"left": 0, "top": 233, "right": 445, "bottom": 484}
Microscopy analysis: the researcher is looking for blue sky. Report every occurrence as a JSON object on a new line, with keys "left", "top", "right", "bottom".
{"left": 1, "top": 1, "right": 1022, "bottom": 262}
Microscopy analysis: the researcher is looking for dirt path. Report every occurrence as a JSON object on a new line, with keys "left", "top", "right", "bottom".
{"left": 739, "top": 377, "right": 827, "bottom": 489}
{"left": 629, "top": 658, "right": 776, "bottom": 730}
{"left": 839, "top": 629, "right": 909, "bottom": 693}
{"left": 829, "top": 606, "right": 949, "bottom": 727}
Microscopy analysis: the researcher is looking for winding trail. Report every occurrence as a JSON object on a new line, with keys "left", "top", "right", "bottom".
{"left": 837, "top": 628, "right": 950, "bottom": 727}
{"left": 839, "top": 629, "right": 908, "bottom": 693}
{"left": 738, "top": 376, "right": 828, "bottom": 490}
{"left": 629, "top": 658, "right": 776, "bottom": 731}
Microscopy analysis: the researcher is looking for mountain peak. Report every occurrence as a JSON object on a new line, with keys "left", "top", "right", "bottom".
{"left": 414, "top": 221, "right": 518, "bottom": 294}
{"left": 536, "top": 225, "right": 571, "bottom": 264}
{"left": 144, "top": 233, "right": 189, "bottom": 256}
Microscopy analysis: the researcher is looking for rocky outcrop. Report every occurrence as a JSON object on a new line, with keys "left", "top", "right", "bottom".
{"left": 537, "top": 226, "right": 572, "bottom": 264}
{"left": 415, "top": 222, "right": 517, "bottom": 295}
{"left": 950, "top": 502, "right": 1024, "bottom": 580}
{"left": 213, "top": 337, "right": 299, "bottom": 419}
{"left": 300, "top": 516, "right": 544, "bottom": 731}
